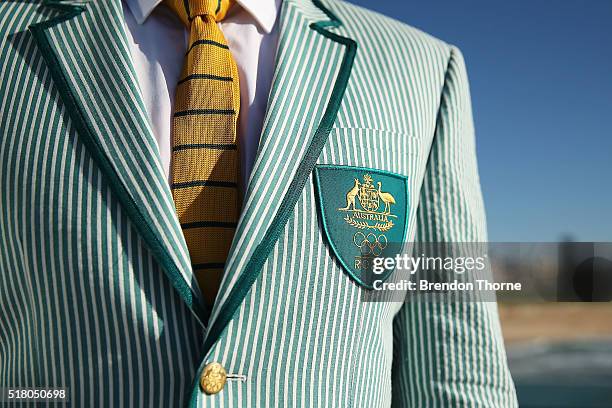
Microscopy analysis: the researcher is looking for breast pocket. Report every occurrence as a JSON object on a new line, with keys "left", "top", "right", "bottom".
{"left": 314, "top": 128, "right": 423, "bottom": 289}
{"left": 317, "top": 127, "right": 423, "bottom": 177}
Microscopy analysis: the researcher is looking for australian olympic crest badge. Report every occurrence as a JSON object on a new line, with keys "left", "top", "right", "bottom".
{"left": 313, "top": 165, "right": 409, "bottom": 289}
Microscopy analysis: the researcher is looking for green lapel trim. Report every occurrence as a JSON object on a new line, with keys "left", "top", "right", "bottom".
{"left": 198, "top": 0, "right": 357, "bottom": 359}
{"left": 29, "top": 0, "right": 208, "bottom": 324}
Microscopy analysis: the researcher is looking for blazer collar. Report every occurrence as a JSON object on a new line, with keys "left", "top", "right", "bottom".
{"left": 29, "top": 0, "right": 209, "bottom": 326}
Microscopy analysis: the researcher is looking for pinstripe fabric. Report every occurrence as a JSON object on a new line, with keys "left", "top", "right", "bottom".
{"left": 0, "top": 0, "right": 517, "bottom": 406}
{"left": 30, "top": 0, "right": 208, "bottom": 322}
{"left": 0, "top": 1, "right": 203, "bottom": 406}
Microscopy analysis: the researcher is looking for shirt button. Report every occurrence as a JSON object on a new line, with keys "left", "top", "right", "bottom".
{"left": 199, "top": 362, "right": 227, "bottom": 395}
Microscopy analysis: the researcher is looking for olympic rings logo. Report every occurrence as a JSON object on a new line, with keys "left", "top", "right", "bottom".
{"left": 353, "top": 232, "right": 388, "bottom": 256}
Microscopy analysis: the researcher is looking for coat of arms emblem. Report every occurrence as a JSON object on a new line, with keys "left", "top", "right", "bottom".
{"left": 339, "top": 174, "right": 396, "bottom": 232}
{"left": 313, "top": 165, "right": 410, "bottom": 289}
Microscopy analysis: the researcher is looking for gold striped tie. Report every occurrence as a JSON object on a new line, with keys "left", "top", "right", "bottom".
{"left": 165, "top": 0, "right": 239, "bottom": 306}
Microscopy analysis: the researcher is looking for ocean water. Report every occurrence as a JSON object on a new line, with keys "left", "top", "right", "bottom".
{"left": 508, "top": 340, "right": 612, "bottom": 407}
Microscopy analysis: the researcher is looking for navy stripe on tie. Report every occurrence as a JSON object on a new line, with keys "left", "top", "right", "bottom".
{"left": 171, "top": 180, "right": 237, "bottom": 189}
{"left": 181, "top": 221, "right": 237, "bottom": 229}
{"left": 172, "top": 143, "right": 237, "bottom": 152}
{"left": 193, "top": 263, "right": 225, "bottom": 270}
{"left": 186, "top": 39, "right": 229, "bottom": 55}
{"left": 174, "top": 109, "right": 235, "bottom": 117}
{"left": 177, "top": 74, "right": 233, "bottom": 85}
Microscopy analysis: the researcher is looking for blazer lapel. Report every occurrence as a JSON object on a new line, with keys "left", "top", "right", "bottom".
{"left": 203, "top": 0, "right": 357, "bottom": 353}
{"left": 29, "top": 0, "right": 208, "bottom": 324}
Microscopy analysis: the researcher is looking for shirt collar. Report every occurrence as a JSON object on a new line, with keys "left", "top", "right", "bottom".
{"left": 125, "top": 0, "right": 279, "bottom": 33}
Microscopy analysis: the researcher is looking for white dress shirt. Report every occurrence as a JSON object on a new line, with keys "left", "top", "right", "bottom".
{"left": 122, "top": 0, "right": 280, "bottom": 194}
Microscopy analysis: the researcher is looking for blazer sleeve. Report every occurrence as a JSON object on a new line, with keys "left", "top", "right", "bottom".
{"left": 390, "top": 47, "right": 519, "bottom": 407}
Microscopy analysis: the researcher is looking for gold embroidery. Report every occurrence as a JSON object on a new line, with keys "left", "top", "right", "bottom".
{"left": 339, "top": 174, "right": 396, "bottom": 232}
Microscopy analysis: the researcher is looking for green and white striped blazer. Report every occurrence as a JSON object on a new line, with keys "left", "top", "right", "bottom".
{"left": 0, "top": 0, "right": 518, "bottom": 406}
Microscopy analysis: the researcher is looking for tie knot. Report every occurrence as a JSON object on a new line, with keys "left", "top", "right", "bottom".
{"left": 165, "top": 0, "right": 234, "bottom": 26}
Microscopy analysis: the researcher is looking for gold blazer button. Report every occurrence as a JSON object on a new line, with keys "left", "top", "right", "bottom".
{"left": 199, "top": 362, "right": 227, "bottom": 395}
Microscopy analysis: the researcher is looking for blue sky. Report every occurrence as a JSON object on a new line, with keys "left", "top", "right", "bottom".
{"left": 345, "top": 0, "right": 612, "bottom": 241}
